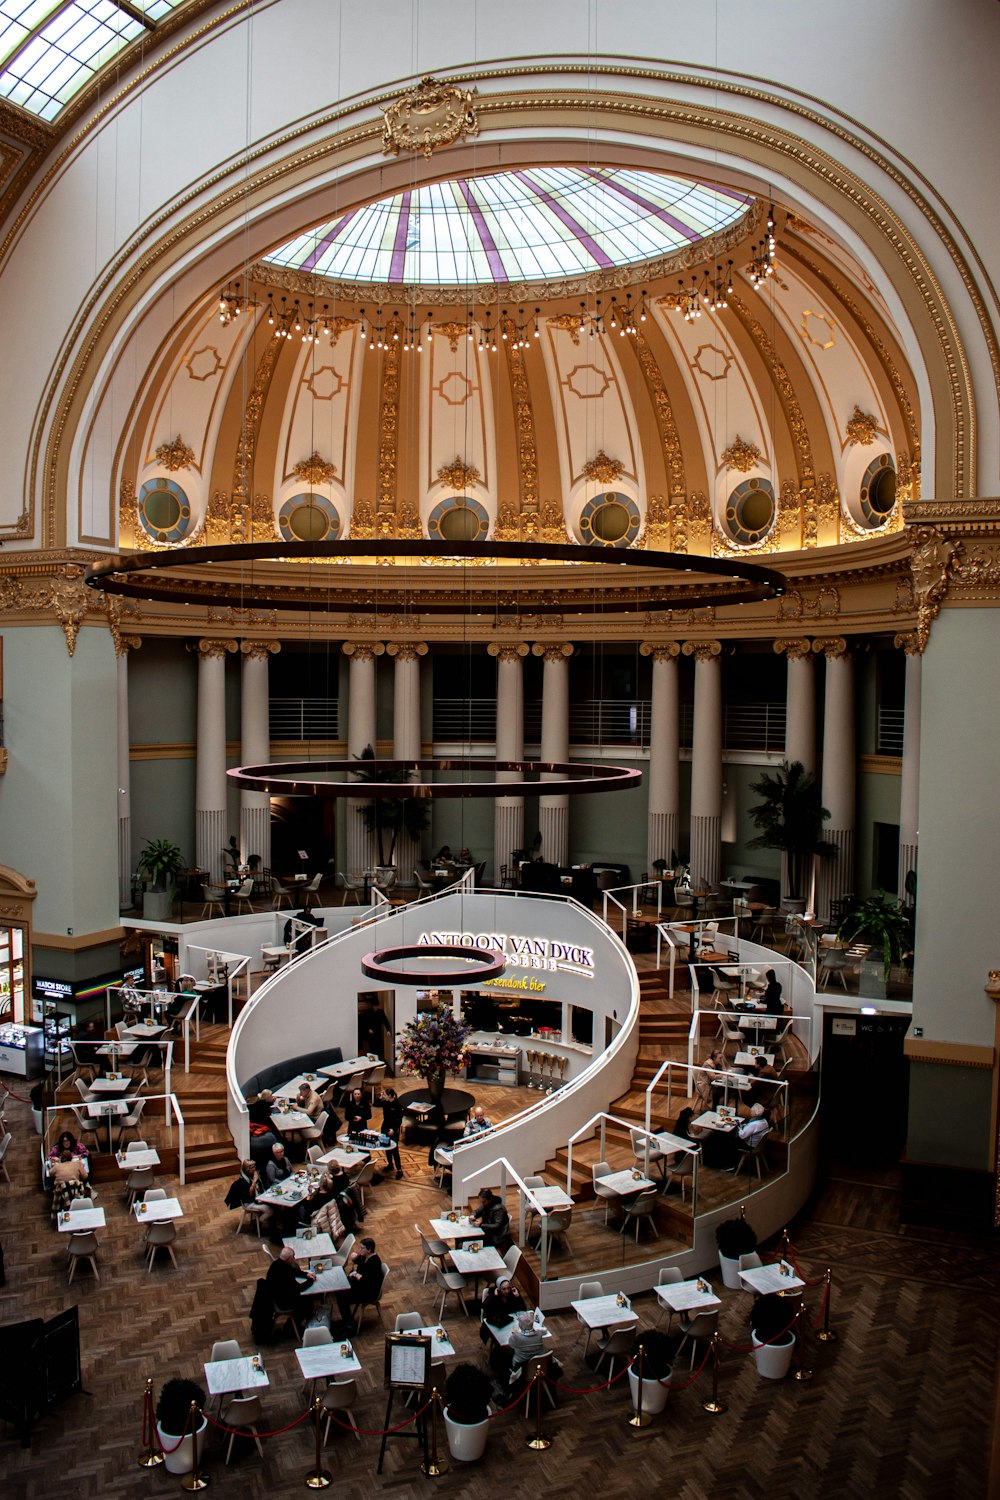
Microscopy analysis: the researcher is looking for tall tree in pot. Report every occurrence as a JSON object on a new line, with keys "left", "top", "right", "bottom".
{"left": 746, "top": 760, "right": 834, "bottom": 909}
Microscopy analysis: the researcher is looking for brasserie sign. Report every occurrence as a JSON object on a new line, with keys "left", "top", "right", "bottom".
{"left": 417, "top": 929, "right": 595, "bottom": 980}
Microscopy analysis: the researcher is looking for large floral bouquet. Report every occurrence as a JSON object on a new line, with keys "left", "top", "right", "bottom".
{"left": 397, "top": 1004, "right": 471, "bottom": 1080}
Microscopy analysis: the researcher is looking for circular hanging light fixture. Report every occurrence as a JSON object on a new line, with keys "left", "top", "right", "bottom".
{"left": 226, "top": 756, "right": 641, "bottom": 798}
{"left": 361, "top": 944, "right": 507, "bottom": 986}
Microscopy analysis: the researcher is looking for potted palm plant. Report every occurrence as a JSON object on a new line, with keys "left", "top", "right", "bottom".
{"left": 442, "top": 1362, "right": 493, "bottom": 1461}
{"left": 354, "top": 743, "right": 430, "bottom": 877}
{"left": 155, "top": 1377, "right": 207, "bottom": 1474}
{"left": 746, "top": 761, "right": 834, "bottom": 908}
{"left": 137, "top": 838, "right": 186, "bottom": 921}
{"left": 715, "top": 1214, "right": 758, "bottom": 1289}
{"left": 627, "top": 1329, "right": 675, "bottom": 1415}
{"left": 839, "top": 890, "right": 913, "bottom": 995}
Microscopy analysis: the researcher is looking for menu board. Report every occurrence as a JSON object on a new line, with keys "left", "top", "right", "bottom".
{"left": 384, "top": 1333, "right": 431, "bottom": 1390}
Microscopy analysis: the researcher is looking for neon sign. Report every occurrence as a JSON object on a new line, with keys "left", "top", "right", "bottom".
{"left": 417, "top": 930, "right": 594, "bottom": 980}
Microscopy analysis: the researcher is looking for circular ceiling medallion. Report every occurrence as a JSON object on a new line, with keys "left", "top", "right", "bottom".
{"left": 226, "top": 756, "right": 642, "bottom": 798}
{"left": 361, "top": 944, "right": 506, "bottom": 986}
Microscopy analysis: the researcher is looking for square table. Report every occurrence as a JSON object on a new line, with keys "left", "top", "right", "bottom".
{"left": 486, "top": 1317, "right": 552, "bottom": 1349}
{"left": 301, "top": 1264, "right": 351, "bottom": 1296}
{"left": 397, "top": 1325, "right": 456, "bottom": 1361}
{"left": 256, "top": 1175, "right": 312, "bottom": 1207}
{"left": 653, "top": 1130, "right": 699, "bottom": 1154}
{"left": 273, "top": 1074, "right": 317, "bottom": 1100}
{"left": 57, "top": 1205, "right": 106, "bottom": 1232}
{"left": 595, "top": 1169, "right": 656, "bottom": 1198}
{"left": 283, "top": 1232, "right": 336, "bottom": 1260}
{"left": 525, "top": 1185, "right": 574, "bottom": 1212}
{"left": 317, "top": 1146, "right": 366, "bottom": 1170}
{"left": 124, "top": 1023, "right": 167, "bottom": 1040}
{"left": 85, "top": 1099, "right": 128, "bottom": 1151}
{"left": 134, "top": 1196, "right": 184, "bottom": 1222}
{"left": 271, "top": 1108, "right": 314, "bottom": 1132}
{"left": 735, "top": 1051, "right": 775, "bottom": 1068}
{"left": 295, "top": 1342, "right": 362, "bottom": 1384}
{"left": 116, "top": 1148, "right": 160, "bottom": 1170}
{"left": 319, "top": 1056, "right": 375, "bottom": 1082}
{"left": 429, "top": 1216, "right": 481, "bottom": 1244}
{"left": 570, "top": 1293, "right": 638, "bottom": 1331}
{"left": 655, "top": 1277, "right": 721, "bottom": 1314}
{"left": 98, "top": 1041, "right": 138, "bottom": 1060}
{"left": 203, "top": 1356, "right": 269, "bottom": 1396}
{"left": 739, "top": 1261, "right": 805, "bottom": 1296}
{"left": 731, "top": 1013, "right": 778, "bottom": 1032}
{"left": 448, "top": 1245, "right": 506, "bottom": 1276}
{"left": 88, "top": 1075, "right": 132, "bottom": 1095}
{"left": 693, "top": 1110, "right": 738, "bottom": 1133}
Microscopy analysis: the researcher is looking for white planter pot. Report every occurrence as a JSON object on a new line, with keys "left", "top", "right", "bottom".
{"left": 627, "top": 1365, "right": 671, "bottom": 1415}
{"left": 443, "top": 1408, "right": 490, "bottom": 1462}
{"left": 719, "top": 1251, "right": 745, "bottom": 1290}
{"left": 156, "top": 1415, "right": 208, "bottom": 1476}
{"left": 751, "top": 1332, "right": 795, "bottom": 1380}
{"left": 143, "top": 888, "right": 172, "bottom": 922}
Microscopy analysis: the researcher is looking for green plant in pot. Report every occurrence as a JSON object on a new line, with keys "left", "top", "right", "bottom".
{"left": 838, "top": 890, "right": 913, "bottom": 983}
{"left": 155, "top": 1377, "right": 207, "bottom": 1474}
{"left": 443, "top": 1362, "right": 493, "bottom": 1461}
{"left": 353, "top": 743, "right": 430, "bottom": 867}
{"left": 746, "top": 760, "right": 834, "bottom": 906}
{"left": 137, "top": 838, "right": 186, "bottom": 921}
{"left": 628, "top": 1329, "right": 676, "bottom": 1415}
{"left": 716, "top": 1214, "right": 758, "bottom": 1288}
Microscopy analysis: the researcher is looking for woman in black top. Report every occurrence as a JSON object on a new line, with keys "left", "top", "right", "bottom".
{"left": 379, "top": 1086, "right": 404, "bottom": 1178}
{"left": 345, "top": 1087, "right": 372, "bottom": 1136}
{"left": 761, "top": 969, "right": 784, "bottom": 1013}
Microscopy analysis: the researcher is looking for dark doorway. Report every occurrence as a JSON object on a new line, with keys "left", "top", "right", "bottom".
{"left": 270, "top": 797, "right": 335, "bottom": 877}
{"left": 820, "top": 1011, "right": 910, "bottom": 1167}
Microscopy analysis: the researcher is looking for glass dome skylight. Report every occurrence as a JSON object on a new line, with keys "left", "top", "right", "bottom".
{"left": 264, "top": 166, "right": 753, "bottom": 286}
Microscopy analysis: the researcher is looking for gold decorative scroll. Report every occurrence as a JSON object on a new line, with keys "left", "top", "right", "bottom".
{"left": 292, "top": 452, "right": 338, "bottom": 486}
{"left": 382, "top": 75, "right": 479, "bottom": 159}
{"left": 487, "top": 641, "right": 529, "bottom": 662}
{"left": 580, "top": 450, "right": 625, "bottom": 485}
{"left": 436, "top": 457, "right": 481, "bottom": 491}
{"left": 639, "top": 641, "right": 681, "bottom": 661}
{"left": 721, "top": 436, "right": 763, "bottom": 473}
{"left": 773, "top": 637, "right": 813, "bottom": 660}
{"left": 546, "top": 314, "right": 584, "bottom": 345}
{"left": 909, "top": 525, "right": 957, "bottom": 651}
{"left": 531, "top": 641, "right": 574, "bottom": 663}
{"left": 681, "top": 639, "right": 723, "bottom": 661}
{"left": 154, "top": 436, "right": 195, "bottom": 472}
{"left": 432, "top": 321, "right": 474, "bottom": 353}
{"left": 845, "top": 406, "right": 880, "bottom": 446}
{"left": 232, "top": 336, "right": 283, "bottom": 543}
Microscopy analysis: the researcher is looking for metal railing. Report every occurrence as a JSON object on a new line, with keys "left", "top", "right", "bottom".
{"left": 876, "top": 705, "right": 904, "bottom": 755}
{"left": 269, "top": 697, "right": 339, "bottom": 739}
{"left": 42, "top": 1089, "right": 187, "bottom": 1184}
{"left": 434, "top": 696, "right": 786, "bottom": 751}
{"left": 432, "top": 698, "right": 497, "bottom": 741}
{"left": 565, "top": 1108, "right": 700, "bottom": 1216}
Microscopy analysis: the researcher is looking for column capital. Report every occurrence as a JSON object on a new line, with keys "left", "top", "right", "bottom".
{"left": 386, "top": 641, "right": 428, "bottom": 660}
{"left": 812, "top": 636, "right": 850, "bottom": 659}
{"left": 488, "top": 641, "right": 529, "bottom": 661}
{"left": 113, "top": 633, "right": 142, "bottom": 658}
{"left": 893, "top": 630, "right": 922, "bottom": 655}
{"left": 189, "top": 637, "right": 239, "bottom": 659}
{"left": 241, "top": 640, "right": 281, "bottom": 661}
{"left": 531, "top": 641, "right": 574, "bottom": 662}
{"left": 773, "top": 637, "right": 813, "bottom": 660}
{"left": 682, "top": 639, "right": 722, "bottom": 661}
{"left": 342, "top": 640, "right": 385, "bottom": 661}
{"left": 639, "top": 641, "right": 680, "bottom": 661}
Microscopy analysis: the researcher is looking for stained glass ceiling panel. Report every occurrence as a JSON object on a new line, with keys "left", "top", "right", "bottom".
{"left": 264, "top": 167, "right": 753, "bottom": 286}
{"left": 0, "top": 0, "right": 193, "bottom": 120}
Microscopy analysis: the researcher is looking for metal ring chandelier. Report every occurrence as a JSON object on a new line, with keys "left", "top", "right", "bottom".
{"left": 83, "top": 539, "right": 786, "bottom": 615}
{"left": 227, "top": 756, "right": 641, "bottom": 798}
{"left": 361, "top": 944, "right": 507, "bottom": 986}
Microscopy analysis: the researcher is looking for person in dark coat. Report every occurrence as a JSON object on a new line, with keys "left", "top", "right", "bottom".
{"left": 378, "top": 1086, "right": 404, "bottom": 1177}
{"left": 335, "top": 1237, "right": 383, "bottom": 1333}
{"left": 345, "top": 1088, "right": 372, "bottom": 1137}
{"left": 266, "top": 1247, "right": 315, "bottom": 1324}
{"left": 470, "top": 1187, "right": 511, "bottom": 1250}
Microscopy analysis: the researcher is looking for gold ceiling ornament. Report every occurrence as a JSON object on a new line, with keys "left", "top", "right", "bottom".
{"left": 436, "top": 457, "right": 481, "bottom": 491}
{"left": 494, "top": 338, "right": 539, "bottom": 543}
{"left": 812, "top": 635, "right": 850, "bottom": 659}
{"left": 487, "top": 641, "right": 530, "bottom": 662}
{"left": 382, "top": 75, "right": 479, "bottom": 160}
{"left": 546, "top": 314, "right": 584, "bottom": 345}
{"left": 721, "top": 435, "right": 763, "bottom": 473}
{"left": 580, "top": 450, "right": 625, "bottom": 485}
{"left": 240, "top": 640, "right": 281, "bottom": 661}
{"left": 632, "top": 329, "right": 686, "bottom": 536}
{"left": 845, "top": 406, "right": 881, "bottom": 447}
{"left": 292, "top": 451, "right": 338, "bottom": 486}
{"left": 154, "top": 435, "right": 196, "bottom": 472}
{"left": 773, "top": 637, "right": 813, "bottom": 660}
{"left": 432, "top": 321, "right": 474, "bottom": 353}
{"left": 342, "top": 640, "right": 385, "bottom": 662}
{"left": 190, "top": 637, "right": 239, "bottom": 660}
{"left": 908, "top": 525, "right": 957, "bottom": 651}
{"left": 386, "top": 641, "right": 428, "bottom": 660}
{"left": 233, "top": 336, "right": 283, "bottom": 543}
{"left": 531, "top": 641, "right": 574, "bottom": 663}
{"left": 893, "top": 630, "right": 921, "bottom": 654}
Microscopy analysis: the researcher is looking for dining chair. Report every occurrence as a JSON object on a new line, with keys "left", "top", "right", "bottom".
{"left": 117, "top": 1097, "right": 146, "bottom": 1149}
{"left": 540, "top": 1207, "right": 573, "bottom": 1256}
{"left": 66, "top": 1230, "right": 100, "bottom": 1283}
{"left": 232, "top": 878, "right": 255, "bottom": 914}
{"left": 621, "top": 1187, "right": 659, "bottom": 1242}
{"left": 503, "top": 1243, "right": 523, "bottom": 1280}
{"left": 74, "top": 1077, "right": 95, "bottom": 1105}
{"left": 301, "top": 872, "right": 324, "bottom": 910}
{"left": 208, "top": 1339, "right": 242, "bottom": 1412}
{"left": 662, "top": 1150, "right": 697, "bottom": 1202}
{"left": 0, "top": 1129, "right": 12, "bottom": 1183}
{"left": 355, "top": 1262, "right": 390, "bottom": 1330}
{"left": 70, "top": 1105, "right": 101, "bottom": 1149}
{"left": 297, "top": 1110, "right": 329, "bottom": 1150}
{"left": 434, "top": 1264, "right": 468, "bottom": 1321}
{"left": 306, "top": 1145, "right": 324, "bottom": 1163}
{"left": 300, "top": 1325, "right": 334, "bottom": 1401}
{"left": 677, "top": 1309, "right": 719, "bottom": 1369}
{"left": 417, "top": 1226, "right": 449, "bottom": 1283}
{"left": 591, "top": 1161, "right": 619, "bottom": 1226}
{"left": 321, "top": 1379, "right": 361, "bottom": 1443}
{"left": 595, "top": 1323, "right": 638, "bottom": 1378}
{"left": 145, "top": 1220, "right": 178, "bottom": 1271}
{"left": 271, "top": 877, "right": 294, "bottom": 911}
{"left": 630, "top": 1128, "right": 666, "bottom": 1182}
{"left": 329, "top": 1232, "right": 355, "bottom": 1269}
{"left": 201, "top": 884, "right": 226, "bottom": 919}
{"left": 519, "top": 1353, "right": 556, "bottom": 1417}
{"left": 124, "top": 1165, "right": 154, "bottom": 1206}
{"left": 348, "top": 1160, "right": 374, "bottom": 1208}
{"left": 575, "top": 1279, "right": 604, "bottom": 1356}
{"left": 394, "top": 1311, "right": 424, "bottom": 1332}
{"left": 222, "top": 1395, "right": 264, "bottom": 1462}
{"left": 655, "top": 1267, "right": 684, "bottom": 1332}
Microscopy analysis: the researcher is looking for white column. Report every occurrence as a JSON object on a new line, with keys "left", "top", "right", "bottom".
{"left": 532, "top": 642, "right": 573, "bottom": 865}
{"left": 388, "top": 640, "right": 427, "bottom": 885}
{"left": 641, "top": 642, "right": 681, "bottom": 869}
{"left": 240, "top": 642, "right": 279, "bottom": 872}
{"left": 816, "top": 637, "right": 855, "bottom": 918}
{"left": 489, "top": 641, "right": 528, "bottom": 881}
{"left": 775, "top": 637, "right": 816, "bottom": 773}
{"left": 897, "top": 634, "right": 922, "bottom": 903}
{"left": 193, "top": 639, "right": 237, "bottom": 882}
{"left": 343, "top": 640, "right": 384, "bottom": 876}
{"left": 115, "top": 634, "right": 141, "bottom": 907}
{"left": 685, "top": 640, "right": 723, "bottom": 890}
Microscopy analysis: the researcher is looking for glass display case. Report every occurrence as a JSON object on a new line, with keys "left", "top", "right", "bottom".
{"left": 0, "top": 1020, "right": 44, "bottom": 1077}
{"left": 0, "top": 924, "right": 25, "bottom": 1023}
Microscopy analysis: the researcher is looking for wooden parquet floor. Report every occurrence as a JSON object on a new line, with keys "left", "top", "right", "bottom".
{"left": 1, "top": 1077, "right": 997, "bottom": 1500}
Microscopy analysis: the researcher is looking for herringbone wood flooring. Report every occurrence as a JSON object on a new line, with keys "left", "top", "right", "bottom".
{"left": 1, "top": 1074, "right": 997, "bottom": 1500}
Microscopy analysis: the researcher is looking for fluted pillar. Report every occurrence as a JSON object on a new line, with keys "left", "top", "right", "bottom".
{"left": 240, "top": 641, "right": 279, "bottom": 872}
{"left": 343, "top": 640, "right": 384, "bottom": 876}
{"left": 532, "top": 642, "right": 573, "bottom": 865}
{"left": 388, "top": 641, "right": 428, "bottom": 884}
{"left": 640, "top": 642, "right": 680, "bottom": 869}
{"left": 775, "top": 637, "right": 816, "bottom": 773}
{"left": 684, "top": 640, "right": 723, "bottom": 890}
{"left": 115, "top": 633, "right": 141, "bottom": 907}
{"left": 897, "top": 632, "right": 922, "bottom": 903}
{"left": 193, "top": 638, "right": 238, "bottom": 881}
{"left": 815, "top": 637, "right": 855, "bottom": 918}
{"left": 489, "top": 641, "right": 528, "bottom": 879}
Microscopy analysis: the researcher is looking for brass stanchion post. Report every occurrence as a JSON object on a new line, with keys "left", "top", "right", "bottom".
{"left": 815, "top": 1268, "right": 838, "bottom": 1343}
{"left": 304, "top": 1395, "right": 332, "bottom": 1489}
{"left": 180, "top": 1401, "right": 209, "bottom": 1491}
{"left": 422, "top": 1385, "right": 447, "bottom": 1476}
{"left": 627, "top": 1342, "right": 651, "bottom": 1428}
{"left": 136, "top": 1377, "right": 164, "bottom": 1468}
{"left": 701, "top": 1331, "right": 727, "bottom": 1415}
{"left": 525, "top": 1363, "right": 551, "bottom": 1450}
{"left": 792, "top": 1299, "right": 814, "bottom": 1382}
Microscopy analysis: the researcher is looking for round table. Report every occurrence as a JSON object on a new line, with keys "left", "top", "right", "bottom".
{"left": 397, "top": 1086, "right": 475, "bottom": 1127}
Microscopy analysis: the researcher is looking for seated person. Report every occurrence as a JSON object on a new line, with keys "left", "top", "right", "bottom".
{"left": 266, "top": 1246, "right": 315, "bottom": 1322}
{"left": 481, "top": 1275, "right": 525, "bottom": 1330}
{"left": 457, "top": 847, "right": 472, "bottom": 866}
{"left": 309, "top": 1179, "right": 347, "bottom": 1242}
{"left": 463, "top": 1105, "right": 494, "bottom": 1138}
{"left": 693, "top": 1050, "right": 726, "bottom": 1111}
{"left": 248, "top": 1089, "right": 279, "bottom": 1128}
{"left": 224, "top": 1158, "right": 258, "bottom": 1209}
{"left": 665, "top": 1106, "right": 698, "bottom": 1167}
{"left": 324, "top": 1161, "right": 365, "bottom": 1230}
{"left": 335, "top": 1237, "right": 383, "bottom": 1334}
{"left": 749, "top": 1056, "right": 779, "bottom": 1108}
{"left": 47, "top": 1130, "right": 90, "bottom": 1172}
{"left": 433, "top": 845, "right": 452, "bottom": 863}
{"left": 737, "top": 1102, "right": 770, "bottom": 1149}
{"left": 264, "top": 1141, "right": 294, "bottom": 1187}
{"left": 508, "top": 1310, "right": 546, "bottom": 1384}
{"left": 283, "top": 909, "right": 322, "bottom": 952}
{"left": 294, "top": 1080, "right": 324, "bottom": 1121}
{"left": 469, "top": 1186, "right": 511, "bottom": 1250}
{"left": 344, "top": 1087, "right": 371, "bottom": 1137}
{"left": 50, "top": 1150, "right": 89, "bottom": 1214}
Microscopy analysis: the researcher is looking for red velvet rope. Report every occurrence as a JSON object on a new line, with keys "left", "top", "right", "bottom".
{"left": 720, "top": 1307, "right": 801, "bottom": 1355}
{"left": 153, "top": 1409, "right": 193, "bottom": 1455}
{"left": 810, "top": 1280, "right": 831, "bottom": 1329}
{"left": 667, "top": 1342, "right": 713, "bottom": 1391}
{"left": 552, "top": 1360, "right": 631, "bottom": 1396}
{"left": 2, "top": 1083, "right": 33, "bottom": 1104}
{"left": 782, "top": 1242, "right": 826, "bottom": 1287}
{"left": 325, "top": 1396, "right": 432, "bottom": 1437}
{"left": 204, "top": 1406, "right": 312, "bottom": 1438}
{"left": 488, "top": 1385, "right": 536, "bottom": 1418}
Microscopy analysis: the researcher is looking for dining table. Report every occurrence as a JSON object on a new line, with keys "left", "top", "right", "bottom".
{"left": 282, "top": 1232, "right": 336, "bottom": 1261}
{"left": 655, "top": 1277, "right": 721, "bottom": 1315}
{"left": 735, "top": 1050, "right": 775, "bottom": 1068}
{"left": 739, "top": 1261, "right": 805, "bottom": 1296}
{"left": 570, "top": 1293, "right": 638, "bottom": 1332}
{"left": 448, "top": 1243, "right": 506, "bottom": 1293}
{"left": 295, "top": 1341, "right": 362, "bottom": 1394}
{"left": 524, "top": 1184, "right": 574, "bottom": 1212}
{"left": 485, "top": 1315, "right": 552, "bottom": 1348}
{"left": 134, "top": 1196, "right": 184, "bottom": 1222}
{"left": 203, "top": 1356, "right": 270, "bottom": 1396}
{"left": 398, "top": 1324, "right": 456, "bottom": 1362}
{"left": 84, "top": 1098, "right": 129, "bottom": 1151}
{"left": 317, "top": 1145, "right": 369, "bottom": 1170}
{"left": 88, "top": 1074, "right": 133, "bottom": 1095}
{"left": 692, "top": 1109, "right": 738, "bottom": 1133}
{"left": 116, "top": 1147, "right": 160, "bottom": 1170}
{"left": 301, "top": 1264, "right": 351, "bottom": 1296}
{"left": 595, "top": 1169, "right": 656, "bottom": 1201}
{"left": 428, "top": 1216, "right": 482, "bottom": 1244}
{"left": 57, "top": 1205, "right": 106, "bottom": 1232}
{"left": 256, "top": 1173, "right": 313, "bottom": 1208}
{"left": 270, "top": 1108, "right": 314, "bottom": 1133}
{"left": 273, "top": 1073, "right": 324, "bottom": 1100}
{"left": 123, "top": 1023, "right": 168, "bottom": 1040}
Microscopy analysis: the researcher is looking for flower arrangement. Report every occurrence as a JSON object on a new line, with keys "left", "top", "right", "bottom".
{"left": 397, "top": 1004, "right": 471, "bottom": 1088}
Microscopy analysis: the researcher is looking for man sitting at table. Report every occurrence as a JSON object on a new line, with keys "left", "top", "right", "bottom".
{"left": 266, "top": 1246, "right": 315, "bottom": 1325}
{"left": 463, "top": 1105, "right": 494, "bottom": 1138}
{"left": 50, "top": 1150, "right": 89, "bottom": 1215}
{"left": 294, "top": 1080, "right": 324, "bottom": 1121}
{"left": 469, "top": 1186, "right": 511, "bottom": 1250}
{"left": 335, "top": 1237, "right": 383, "bottom": 1334}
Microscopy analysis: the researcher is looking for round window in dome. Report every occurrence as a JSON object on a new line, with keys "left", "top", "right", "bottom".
{"left": 278, "top": 492, "right": 341, "bottom": 542}
{"left": 859, "top": 453, "right": 897, "bottom": 528}
{"left": 137, "top": 477, "right": 191, "bottom": 545}
{"left": 723, "top": 477, "right": 776, "bottom": 547}
{"left": 578, "top": 491, "right": 642, "bottom": 548}
{"left": 427, "top": 495, "right": 489, "bottom": 543}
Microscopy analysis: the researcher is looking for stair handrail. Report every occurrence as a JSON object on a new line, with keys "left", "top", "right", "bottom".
{"left": 455, "top": 1151, "right": 560, "bottom": 1275}
{"left": 601, "top": 888, "right": 630, "bottom": 940}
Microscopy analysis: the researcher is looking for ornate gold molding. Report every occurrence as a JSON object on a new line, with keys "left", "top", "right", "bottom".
{"left": 155, "top": 435, "right": 196, "bottom": 472}
{"left": 773, "top": 637, "right": 813, "bottom": 660}
{"left": 908, "top": 525, "right": 957, "bottom": 650}
{"left": 682, "top": 639, "right": 722, "bottom": 661}
{"left": 488, "top": 641, "right": 530, "bottom": 662}
{"left": 497, "top": 340, "right": 540, "bottom": 541}
{"left": 231, "top": 337, "right": 283, "bottom": 544}
{"left": 386, "top": 641, "right": 428, "bottom": 661}
{"left": 631, "top": 330, "right": 686, "bottom": 547}
{"left": 190, "top": 637, "right": 238, "bottom": 659}
{"left": 382, "top": 75, "right": 479, "bottom": 159}
{"left": 893, "top": 630, "right": 921, "bottom": 654}
{"left": 844, "top": 406, "right": 880, "bottom": 447}
{"left": 292, "top": 452, "right": 337, "bottom": 486}
{"left": 240, "top": 640, "right": 281, "bottom": 661}
{"left": 639, "top": 641, "right": 681, "bottom": 661}
{"left": 812, "top": 636, "right": 850, "bottom": 658}
{"left": 436, "top": 457, "right": 481, "bottom": 491}
{"left": 531, "top": 641, "right": 574, "bottom": 663}
{"left": 342, "top": 640, "right": 385, "bottom": 662}
{"left": 579, "top": 450, "right": 625, "bottom": 485}
{"left": 721, "top": 436, "right": 763, "bottom": 473}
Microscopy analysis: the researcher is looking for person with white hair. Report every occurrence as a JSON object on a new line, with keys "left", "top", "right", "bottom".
{"left": 737, "top": 1102, "right": 770, "bottom": 1146}
{"left": 508, "top": 1309, "right": 546, "bottom": 1373}
{"left": 265, "top": 1245, "right": 315, "bottom": 1323}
